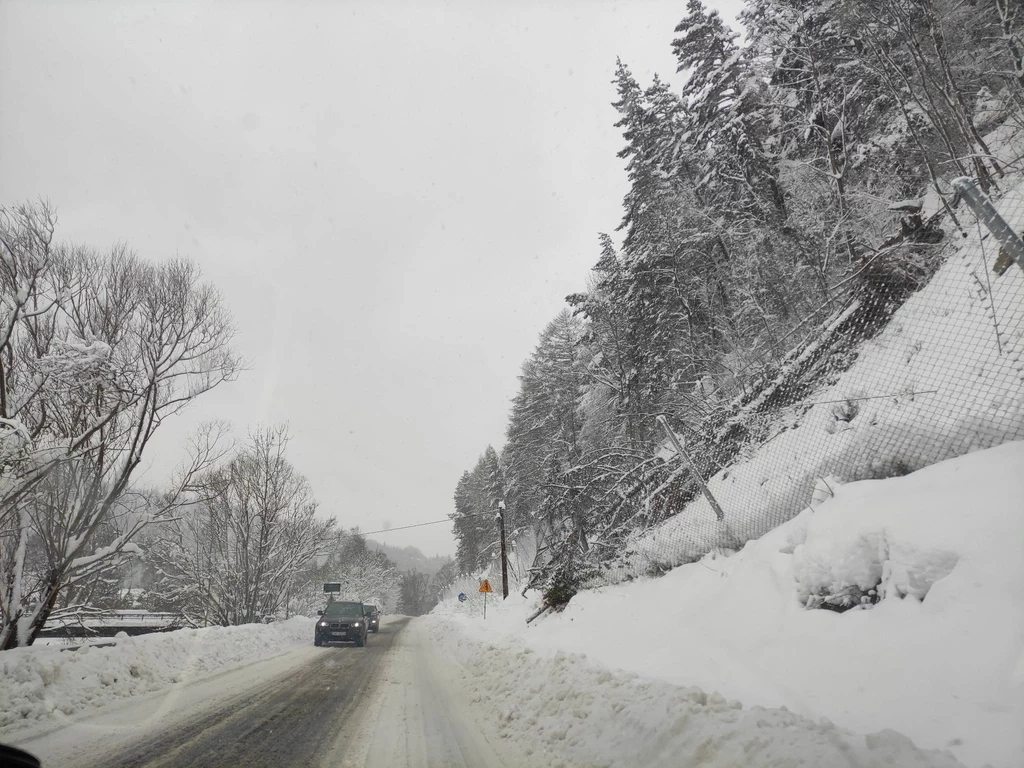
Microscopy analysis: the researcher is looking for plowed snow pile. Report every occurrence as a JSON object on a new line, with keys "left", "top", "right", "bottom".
{"left": 426, "top": 619, "right": 968, "bottom": 768}
{"left": 434, "top": 441, "right": 1024, "bottom": 768}
{"left": 0, "top": 616, "right": 313, "bottom": 733}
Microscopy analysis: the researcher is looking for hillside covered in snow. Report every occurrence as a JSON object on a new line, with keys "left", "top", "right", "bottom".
{"left": 436, "top": 441, "right": 1024, "bottom": 768}
{"left": 438, "top": 5, "right": 1024, "bottom": 767}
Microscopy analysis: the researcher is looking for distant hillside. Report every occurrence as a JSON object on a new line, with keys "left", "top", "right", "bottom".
{"left": 366, "top": 539, "right": 450, "bottom": 575}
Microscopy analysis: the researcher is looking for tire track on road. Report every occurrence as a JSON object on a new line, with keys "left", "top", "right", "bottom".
{"left": 95, "top": 618, "right": 408, "bottom": 768}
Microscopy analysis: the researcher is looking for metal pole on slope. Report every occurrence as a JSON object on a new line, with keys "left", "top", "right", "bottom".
{"left": 656, "top": 415, "right": 726, "bottom": 522}
{"left": 953, "top": 176, "right": 1024, "bottom": 276}
{"left": 497, "top": 501, "right": 510, "bottom": 600}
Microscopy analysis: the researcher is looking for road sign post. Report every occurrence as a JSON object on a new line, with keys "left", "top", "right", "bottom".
{"left": 479, "top": 579, "right": 494, "bottom": 619}
{"left": 323, "top": 582, "right": 341, "bottom": 604}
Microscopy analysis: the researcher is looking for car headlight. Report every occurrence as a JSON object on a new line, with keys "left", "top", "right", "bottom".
{"left": 318, "top": 621, "right": 329, "bottom": 627}
{"left": 353, "top": 622, "right": 360, "bottom": 627}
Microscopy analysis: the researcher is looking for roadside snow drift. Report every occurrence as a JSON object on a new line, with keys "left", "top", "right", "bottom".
{"left": 436, "top": 441, "right": 1024, "bottom": 768}
{"left": 424, "top": 614, "right": 965, "bottom": 768}
{"left": 0, "top": 617, "right": 313, "bottom": 734}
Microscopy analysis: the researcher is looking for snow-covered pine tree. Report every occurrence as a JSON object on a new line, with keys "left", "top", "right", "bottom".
{"left": 673, "top": 0, "right": 783, "bottom": 220}
{"left": 451, "top": 471, "right": 483, "bottom": 575}
{"left": 503, "top": 310, "right": 585, "bottom": 533}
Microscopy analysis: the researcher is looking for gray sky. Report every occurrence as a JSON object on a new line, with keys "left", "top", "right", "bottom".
{"left": 0, "top": 0, "right": 743, "bottom": 557}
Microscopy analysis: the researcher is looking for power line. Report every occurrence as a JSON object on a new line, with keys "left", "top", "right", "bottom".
{"left": 364, "top": 518, "right": 452, "bottom": 536}
{"left": 358, "top": 510, "right": 490, "bottom": 537}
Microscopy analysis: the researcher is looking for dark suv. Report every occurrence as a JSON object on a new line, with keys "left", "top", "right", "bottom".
{"left": 315, "top": 601, "right": 368, "bottom": 647}
{"left": 363, "top": 604, "right": 380, "bottom": 633}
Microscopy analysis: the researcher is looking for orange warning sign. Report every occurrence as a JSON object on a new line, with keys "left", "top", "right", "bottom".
{"left": 478, "top": 579, "right": 494, "bottom": 594}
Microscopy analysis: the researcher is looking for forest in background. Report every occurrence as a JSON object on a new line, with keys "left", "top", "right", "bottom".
{"left": 450, "top": 0, "right": 1022, "bottom": 602}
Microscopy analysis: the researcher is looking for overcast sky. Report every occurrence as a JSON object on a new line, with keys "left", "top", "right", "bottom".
{"left": 0, "top": 0, "right": 743, "bottom": 557}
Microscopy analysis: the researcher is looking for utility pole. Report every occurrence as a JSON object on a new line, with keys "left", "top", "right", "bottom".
{"left": 497, "top": 501, "right": 509, "bottom": 599}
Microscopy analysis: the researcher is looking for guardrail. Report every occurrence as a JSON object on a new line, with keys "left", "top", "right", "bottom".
{"left": 39, "top": 611, "right": 186, "bottom": 639}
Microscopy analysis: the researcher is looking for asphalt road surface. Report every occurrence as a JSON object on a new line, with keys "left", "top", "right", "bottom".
{"left": 18, "top": 617, "right": 506, "bottom": 768}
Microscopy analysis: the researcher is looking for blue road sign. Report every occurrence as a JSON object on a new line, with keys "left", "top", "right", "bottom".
{"left": 458, "top": 593, "right": 467, "bottom": 603}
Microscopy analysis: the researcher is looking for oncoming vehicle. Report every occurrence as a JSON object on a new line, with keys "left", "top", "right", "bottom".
{"left": 315, "top": 601, "right": 368, "bottom": 647}
{"left": 363, "top": 604, "right": 380, "bottom": 633}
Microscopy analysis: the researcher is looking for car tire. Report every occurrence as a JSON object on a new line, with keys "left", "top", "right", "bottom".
{"left": 355, "top": 635, "right": 364, "bottom": 648}
{"left": 314, "top": 637, "right": 322, "bottom": 647}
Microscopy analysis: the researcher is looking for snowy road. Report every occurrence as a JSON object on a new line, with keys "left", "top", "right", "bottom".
{"left": 13, "top": 617, "right": 505, "bottom": 768}
{"left": 340, "top": 619, "right": 505, "bottom": 768}
{"left": 9, "top": 613, "right": 969, "bottom": 768}
{"left": 85, "top": 617, "right": 396, "bottom": 768}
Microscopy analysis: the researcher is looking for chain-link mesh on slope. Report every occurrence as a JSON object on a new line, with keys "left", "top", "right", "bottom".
{"left": 594, "top": 182, "right": 1024, "bottom": 584}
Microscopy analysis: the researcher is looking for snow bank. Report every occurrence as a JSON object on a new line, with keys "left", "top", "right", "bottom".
{"left": 626, "top": 178, "right": 1024, "bottom": 569}
{"left": 0, "top": 617, "right": 313, "bottom": 734}
{"left": 434, "top": 442, "right": 1024, "bottom": 768}
{"left": 424, "top": 614, "right": 964, "bottom": 768}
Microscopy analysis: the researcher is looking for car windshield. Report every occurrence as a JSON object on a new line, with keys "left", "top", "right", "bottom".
{"left": 3, "top": 4, "right": 1020, "bottom": 768}
{"left": 323, "top": 603, "right": 362, "bottom": 618}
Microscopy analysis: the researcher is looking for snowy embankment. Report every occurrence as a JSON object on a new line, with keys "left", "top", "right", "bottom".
{"left": 624, "top": 178, "right": 1024, "bottom": 569}
{"left": 433, "top": 442, "right": 1024, "bottom": 768}
{"left": 0, "top": 616, "right": 313, "bottom": 734}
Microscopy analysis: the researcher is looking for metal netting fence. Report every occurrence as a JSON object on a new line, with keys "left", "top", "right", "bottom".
{"left": 593, "top": 177, "right": 1024, "bottom": 584}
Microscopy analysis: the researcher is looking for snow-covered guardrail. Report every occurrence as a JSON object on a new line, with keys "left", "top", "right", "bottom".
{"left": 39, "top": 611, "right": 187, "bottom": 639}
